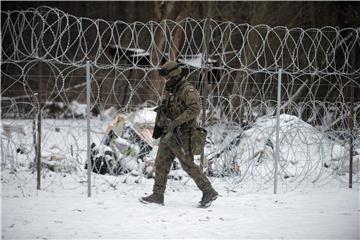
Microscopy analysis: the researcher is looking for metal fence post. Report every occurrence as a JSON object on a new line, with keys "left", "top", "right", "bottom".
{"left": 349, "top": 82, "right": 354, "bottom": 188}
{"left": 36, "top": 15, "right": 43, "bottom": 191}
{"left": 86, "top": 60, "right": 92, "bottom": 197}
{"left": 274, "top": 68, "right": 282, "bottom": 194}
{"left": 200, "top": 17, "right": 210, "bottom": 172}
{"left": 37, "top": 106, "right": 42, "bottom": 190}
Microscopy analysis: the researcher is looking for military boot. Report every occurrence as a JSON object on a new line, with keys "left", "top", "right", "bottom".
{"left": 139, "top": 193, "right": 164, "bottom": 205}
{"left": 199, "top": 189, "right": 218, "bottom": 208}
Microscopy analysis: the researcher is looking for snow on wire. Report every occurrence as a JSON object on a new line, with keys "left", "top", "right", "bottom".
{"left": 1, "top": 6, "right": 359, "bottom": 193}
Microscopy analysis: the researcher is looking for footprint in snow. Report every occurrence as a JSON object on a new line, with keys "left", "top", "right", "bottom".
{"left": 199, "top": 216, "right": 210, "bottom": 222}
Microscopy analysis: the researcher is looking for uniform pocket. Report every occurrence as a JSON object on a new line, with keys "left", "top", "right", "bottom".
{"left": 191, "top": 127, "right": 207, "bottom": 155}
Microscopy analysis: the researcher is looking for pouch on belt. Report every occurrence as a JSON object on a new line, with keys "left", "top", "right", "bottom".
{"left": 191, "top": 127, "right": 207, "bottom": 155}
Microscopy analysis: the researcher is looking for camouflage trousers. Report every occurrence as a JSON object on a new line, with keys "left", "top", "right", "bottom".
{"left": 153, "top": 129, "right": 213, "bottom": 194}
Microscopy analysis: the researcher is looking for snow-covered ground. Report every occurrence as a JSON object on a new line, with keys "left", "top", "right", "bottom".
{"left": 1, "top": 169, "right": 359, "bottom": 239}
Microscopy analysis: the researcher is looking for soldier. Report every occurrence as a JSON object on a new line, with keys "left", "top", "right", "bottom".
{"left": 139, "top": 61, "right": 218, "bottom": 208}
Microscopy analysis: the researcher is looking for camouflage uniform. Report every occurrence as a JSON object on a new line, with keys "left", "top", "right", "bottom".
{"left": 140, "top": 61, "right": 218, "bottom": 207}
{"left": 153, "top": 79, "right": 214, "bottom": 195}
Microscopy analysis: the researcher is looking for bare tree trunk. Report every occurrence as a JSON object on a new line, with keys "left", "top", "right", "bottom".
{"left": 232, "top": 2, "right": 270, "bottom": 123}
{"left": 147, "top": 2, "right": 176, "bottom": 101}
{"left": 169, "top": 2, "right": 191, "bottom": 61}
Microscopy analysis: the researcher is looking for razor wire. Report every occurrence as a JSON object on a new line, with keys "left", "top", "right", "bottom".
{"left": 1, "top": 6, "right": 360, "bottom": 193}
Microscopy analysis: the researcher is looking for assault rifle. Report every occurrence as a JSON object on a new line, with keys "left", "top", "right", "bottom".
{"left": 153, "top": 100, "right": 186, "bottom": 155}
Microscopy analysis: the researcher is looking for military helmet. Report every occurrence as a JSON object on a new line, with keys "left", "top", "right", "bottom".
{"left": 159, "top": 61, "right": 182, "bottom": 77}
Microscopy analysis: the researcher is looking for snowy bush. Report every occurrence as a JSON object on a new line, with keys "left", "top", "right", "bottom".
{"left": 206, "top": 114, "right": 350, "bottom": 183}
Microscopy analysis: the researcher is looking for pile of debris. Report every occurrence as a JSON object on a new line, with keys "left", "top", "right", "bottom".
{"left": 85, "top": 108, "right": 159, "bottom": 178}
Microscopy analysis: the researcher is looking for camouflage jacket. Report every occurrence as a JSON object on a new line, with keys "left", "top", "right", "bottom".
{"left": 164, "top": 79, "right": 201, "bottom": 128}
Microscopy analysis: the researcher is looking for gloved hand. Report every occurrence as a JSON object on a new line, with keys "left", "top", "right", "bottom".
{"left": 161, "top": 121, "right": 177, "bottom": 144}
{"left": 164, "top": 121, "right": 177, "bottom": 134}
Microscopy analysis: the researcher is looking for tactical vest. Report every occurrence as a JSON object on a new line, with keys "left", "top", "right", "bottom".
{"left": 165, "top": 80, "right": 197, "bottom": 127}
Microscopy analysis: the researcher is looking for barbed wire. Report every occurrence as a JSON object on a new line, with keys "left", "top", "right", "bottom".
{"left": 1, "top": 6, "right": 359, "bottom": 74}
{"left": 1, "top": 6, "right": 359, "bottom": 193}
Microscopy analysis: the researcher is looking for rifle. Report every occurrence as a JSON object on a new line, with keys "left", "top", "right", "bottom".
{"left": 153, "top": 99, "right": 186, "bottom": 155}
{"left": 162, "top": 125, "right": 186, "bottom": 155}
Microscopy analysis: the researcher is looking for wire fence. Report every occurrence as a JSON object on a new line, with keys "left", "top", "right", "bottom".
{"left": 1, "top": 6, "right": 359, "bottom": 194}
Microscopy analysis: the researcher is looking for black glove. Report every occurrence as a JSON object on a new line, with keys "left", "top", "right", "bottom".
{"left": 161, "top": 121, "right": 177, "bottom": 144}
